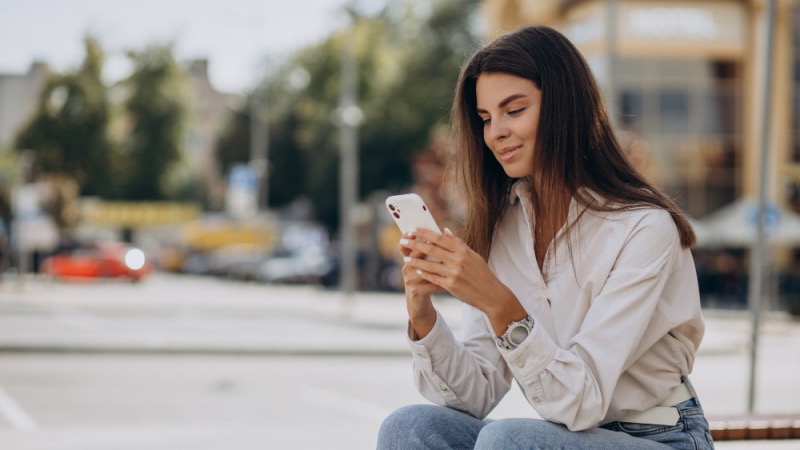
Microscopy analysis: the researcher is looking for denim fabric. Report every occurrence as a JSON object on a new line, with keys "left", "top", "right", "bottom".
{"left": 377, "top": 404, "right": 484, "bottom": 450}
{"left": 377, "top": 400, "right": 715, "bottom": 449}
{"left": 601, "top": 398, "right": 715, "bottom": 450}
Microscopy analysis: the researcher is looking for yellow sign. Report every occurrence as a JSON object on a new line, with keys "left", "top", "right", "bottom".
{"left": 81, "top": 201, "right": 201, "bottom": 227}
{"left": 181, "top": 220, "right": 275, "bottom": 251}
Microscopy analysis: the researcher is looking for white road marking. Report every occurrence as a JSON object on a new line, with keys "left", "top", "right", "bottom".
{"left": 0, "top": 385, "right": 37, "bottom": 431}
{"left": 299, "top": 385, "right": 392, "bottom": 424}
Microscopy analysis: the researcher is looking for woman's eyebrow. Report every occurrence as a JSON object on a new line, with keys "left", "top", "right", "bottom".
{"left": 476, "top": 93, "right": 528, "bottom": 113}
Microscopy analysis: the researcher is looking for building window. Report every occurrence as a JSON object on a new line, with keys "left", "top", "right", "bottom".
{"left": 615, "top": 58, "right": 741, "bottom": 218}
{"left": 794, "top": 5, "right": 800, "bottom": 159}
{"left": 790, "top": 5, "right": 800, "bottom": 217}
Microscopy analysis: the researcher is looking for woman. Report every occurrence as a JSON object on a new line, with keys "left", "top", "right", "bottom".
{"left": 377, "top": 25, "right": 714, "bottom": 449}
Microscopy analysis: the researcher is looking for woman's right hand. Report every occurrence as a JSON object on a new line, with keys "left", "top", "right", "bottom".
{"left": 399, "top": 232, "right": 442, "bottom": 339}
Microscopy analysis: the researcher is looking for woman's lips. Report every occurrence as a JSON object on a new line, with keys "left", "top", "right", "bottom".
{"left": 497, "top": 145, "right": 521, "bottom": 163}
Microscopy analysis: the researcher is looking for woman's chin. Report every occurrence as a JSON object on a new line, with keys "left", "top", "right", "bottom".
{"left": 501, "top": 167, "right": 531, "bottom": 179}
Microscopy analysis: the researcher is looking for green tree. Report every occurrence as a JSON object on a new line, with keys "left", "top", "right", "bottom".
{"left": 216, "top": 0, "right": 479, "bottom": 229}
{"left": 215, "top": 94, "right": 308, "bottom": 210}
{"left": 362, "top": 0, "right": 481, "bottom": 193}
{"left": 120, "top": 45, "right": 188, "bottom": 200}
{"left": 14, "top": 36, "right": 116, "bottom": 199}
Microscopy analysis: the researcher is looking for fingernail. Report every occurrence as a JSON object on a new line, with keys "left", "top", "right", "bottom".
{"left": 403, "top": 256, "right": 412, "bottom": 262}
{"left": 399, "top": 239, "right": 409, "bottom": 246}
{"left": 416, "top": 269, "right": 423, "bottom": 275}
{"left": 444, "top": 227, "right": 453, "bottom": 236}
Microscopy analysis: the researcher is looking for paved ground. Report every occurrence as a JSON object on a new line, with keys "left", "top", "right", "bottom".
{"left": 0, "top": 273, "right": 798, "bottom": 449}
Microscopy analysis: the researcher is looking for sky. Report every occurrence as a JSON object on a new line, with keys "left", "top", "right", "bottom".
{"left": 0, "top": 0, "right": 369, "bottom": 94}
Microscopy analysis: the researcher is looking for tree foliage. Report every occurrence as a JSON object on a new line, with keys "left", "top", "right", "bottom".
{"left": 215, "top": 0, "right": 480, "bottom": 230}
{"left": 119, "top": 45, "right": 189, "bottom": 200}
{"left": 14, "top": 36, "right": 115, "bottom": 199}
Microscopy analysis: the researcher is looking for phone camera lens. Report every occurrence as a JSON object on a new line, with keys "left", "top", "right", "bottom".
{"left": 422, "top": 206, "right": 427, "bottom": 211}
{"left": 393, "top": 212, "right": 400, "bottom": 219}
{"left": 388, "top": 204, "right": 395, "bottom": 211}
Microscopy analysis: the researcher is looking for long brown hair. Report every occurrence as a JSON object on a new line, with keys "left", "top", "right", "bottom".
{"left": 451, "top": 25, "right": 696, "bottom": 259}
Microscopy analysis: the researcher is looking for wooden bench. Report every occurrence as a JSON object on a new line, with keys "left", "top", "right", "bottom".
{"left": 709, "top": 414, "right": 800, "bottom": 441}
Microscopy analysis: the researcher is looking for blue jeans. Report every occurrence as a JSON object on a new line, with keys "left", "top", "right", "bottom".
{"left": 377, "top": 399, "right": 714, "bottom": 449}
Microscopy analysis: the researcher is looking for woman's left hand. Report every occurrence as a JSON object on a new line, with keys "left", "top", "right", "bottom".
{"left": 401, "top": 228, "right": 524, "bottom": 330}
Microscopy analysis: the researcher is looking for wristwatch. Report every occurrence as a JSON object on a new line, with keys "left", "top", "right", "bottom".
{"left": 495, "top": 315, "right": 534, "bottom": 350}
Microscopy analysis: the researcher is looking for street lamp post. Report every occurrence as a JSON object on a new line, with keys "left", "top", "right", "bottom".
{"left": 338, "top": 11, "right": 362, "bottom": 316}
{"left": 250, "top": 88, "right": 269, "bottom": 211}
{"left": 746, "top": 0, "right": 777, "bottom": 414}
{"left": 606, "top": 0, "right": 619, "bottom": 130}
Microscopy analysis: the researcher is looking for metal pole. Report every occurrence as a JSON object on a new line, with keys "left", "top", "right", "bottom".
{"left": 15, "top": 150, "right": 35, "bottom": 291}
{"left": 250, "top": 89, "right": 269, "bottom": 211}
{"left": 339, "top": 17, "right": 360, "bottom": 315}
{"left": 747, "top": 0, "right": 776, "bottom": 414}
{"left": 606, "top": 0, "right": 619, "bottom": 129}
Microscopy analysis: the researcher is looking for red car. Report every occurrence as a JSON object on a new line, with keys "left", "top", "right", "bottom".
{"left": 41, "top": 241, "right": 153, "bottom": 282}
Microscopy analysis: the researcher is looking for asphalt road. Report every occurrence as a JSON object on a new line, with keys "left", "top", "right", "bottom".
{"left": 0, "top": 273, "right": 797, "bottom": 449}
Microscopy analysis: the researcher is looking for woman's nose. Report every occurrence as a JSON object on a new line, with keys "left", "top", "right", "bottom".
{"left": 489, "top": 119, "right": 510, "bottom": 141}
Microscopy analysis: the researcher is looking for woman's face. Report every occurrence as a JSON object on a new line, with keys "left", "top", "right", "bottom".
{"left": 475, "top": 72, "right": 542, "bottom": 179}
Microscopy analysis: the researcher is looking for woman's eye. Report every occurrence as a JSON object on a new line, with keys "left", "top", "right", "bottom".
{"left": 481, "top": 117, "right": 491, "bottom": 125}
{"left": 509, "top": 108, "right": 525, "bottom": 116}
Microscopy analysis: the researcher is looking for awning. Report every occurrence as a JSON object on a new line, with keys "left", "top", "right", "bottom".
{"left": 693, "top": 199, "right": 800, "bottom": 247}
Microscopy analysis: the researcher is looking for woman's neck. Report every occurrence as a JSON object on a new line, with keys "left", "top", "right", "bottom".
{"left": 530, "top": 180, "right": 573, "bottom": 270}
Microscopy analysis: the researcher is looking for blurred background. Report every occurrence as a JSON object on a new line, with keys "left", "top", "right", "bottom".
{"left": 0, "top": 0, "right": 799, "bottom": 304}
{"left": 0, "top": 0, "right": 799, "bottom": 449}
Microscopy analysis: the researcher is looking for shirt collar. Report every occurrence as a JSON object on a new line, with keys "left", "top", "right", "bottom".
{"left": 509, "top": 179, "right": 532, "bottom": 205}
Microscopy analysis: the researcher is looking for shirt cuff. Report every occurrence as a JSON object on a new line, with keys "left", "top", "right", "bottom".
{"left": 500, "top": 320, "right": 557, "bottom": 383}
{"left": 407, "top": 310, "right": 458, "bottom": 367}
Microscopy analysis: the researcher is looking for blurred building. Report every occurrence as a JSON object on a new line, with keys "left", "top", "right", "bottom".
{"left": 182, "top": 59, "right": 245, "bottom": 210}
{"left": 0, "top": 61, "right": 48, "bottom": 149}
{"left": 481, "top": 0, "right": 799, "bottom": 220}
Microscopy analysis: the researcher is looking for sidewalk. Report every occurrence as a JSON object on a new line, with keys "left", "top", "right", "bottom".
{"left": 0, "top": 274, "right": 799, "bottom": 448}
{"left": 0, "top": 273, "right": 791, "bottom": 357}
{"left": 0, "top": 274, "right": 419, "bottom": 355}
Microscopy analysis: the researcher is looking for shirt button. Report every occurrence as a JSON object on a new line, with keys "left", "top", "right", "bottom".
{"left": 516, "top": 361, "right": 525, "bottom": 369}
{"left": 532, "top": 396, "right": 542, "bottom": 403}
{"left": 441, "top": 386, "right": 449, "bottom": 392}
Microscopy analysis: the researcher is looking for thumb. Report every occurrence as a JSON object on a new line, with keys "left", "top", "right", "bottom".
{"left": 444, "top": 227, "right": 454, "bottom": 237}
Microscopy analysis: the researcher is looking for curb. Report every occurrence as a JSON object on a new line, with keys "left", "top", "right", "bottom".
{"left": 0, "top": 344, "right": 412, "bottom": 357}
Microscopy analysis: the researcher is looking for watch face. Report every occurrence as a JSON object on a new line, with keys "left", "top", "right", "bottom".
{"left": 509, "top": 324, "right": 529, "bottom": 345}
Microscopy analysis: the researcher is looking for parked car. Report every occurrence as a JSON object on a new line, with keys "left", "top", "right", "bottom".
{"left": 180, "top": 243, "right": 273, "bottom": 278}
{"left": 256, "top": 246, "right": 337, "bottom": 286}
{"left": 40, "top": 241, "right": 154, "bottom": 282}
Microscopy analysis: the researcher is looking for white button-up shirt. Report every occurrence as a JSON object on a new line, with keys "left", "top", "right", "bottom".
{"left": 408, "top": 182, "right": 705, "bottom": 431}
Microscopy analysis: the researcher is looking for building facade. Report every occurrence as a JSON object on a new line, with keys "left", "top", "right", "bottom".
{"left": 791, "top": 4, "right": 800, "bottom": 213}
{"left": 182, "top": 59, "right": 244, "bottom": 210}
{"left": 0, "top": 62, "right": 48, "bottom": 149}
{"left": 481, "top": 0, "right": 799, "bottom": 220}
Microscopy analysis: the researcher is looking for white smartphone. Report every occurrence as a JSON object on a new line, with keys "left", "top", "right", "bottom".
{"left": 385, "top": 193, "right": 442, "bottom": 262}
{"left": 385, "top": 193, "right": 442, "bottom": 236}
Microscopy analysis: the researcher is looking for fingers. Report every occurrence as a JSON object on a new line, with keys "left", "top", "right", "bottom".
{"left": 403, "top": 254, "right": 445, "bottom": 275}
{"left": 401, "top": 260, "right": 443, "bottom": 295}
{"left": 400, "top": 235, "right": 451, "bottom": 262}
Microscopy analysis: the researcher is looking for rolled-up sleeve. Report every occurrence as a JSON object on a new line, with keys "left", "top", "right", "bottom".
{"left": 409, "top": 307, "right": 513, "bottom": 419}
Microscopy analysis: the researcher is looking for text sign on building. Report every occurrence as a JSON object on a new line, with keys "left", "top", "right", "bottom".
{"left": 564, "top": 1, "right": 745, "bottom": 56}
{"left": 627, "top": 8, "right": 716, "bottom": 40}
{"left": 621, "top": 2, "right": 745, "bottom": 45}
